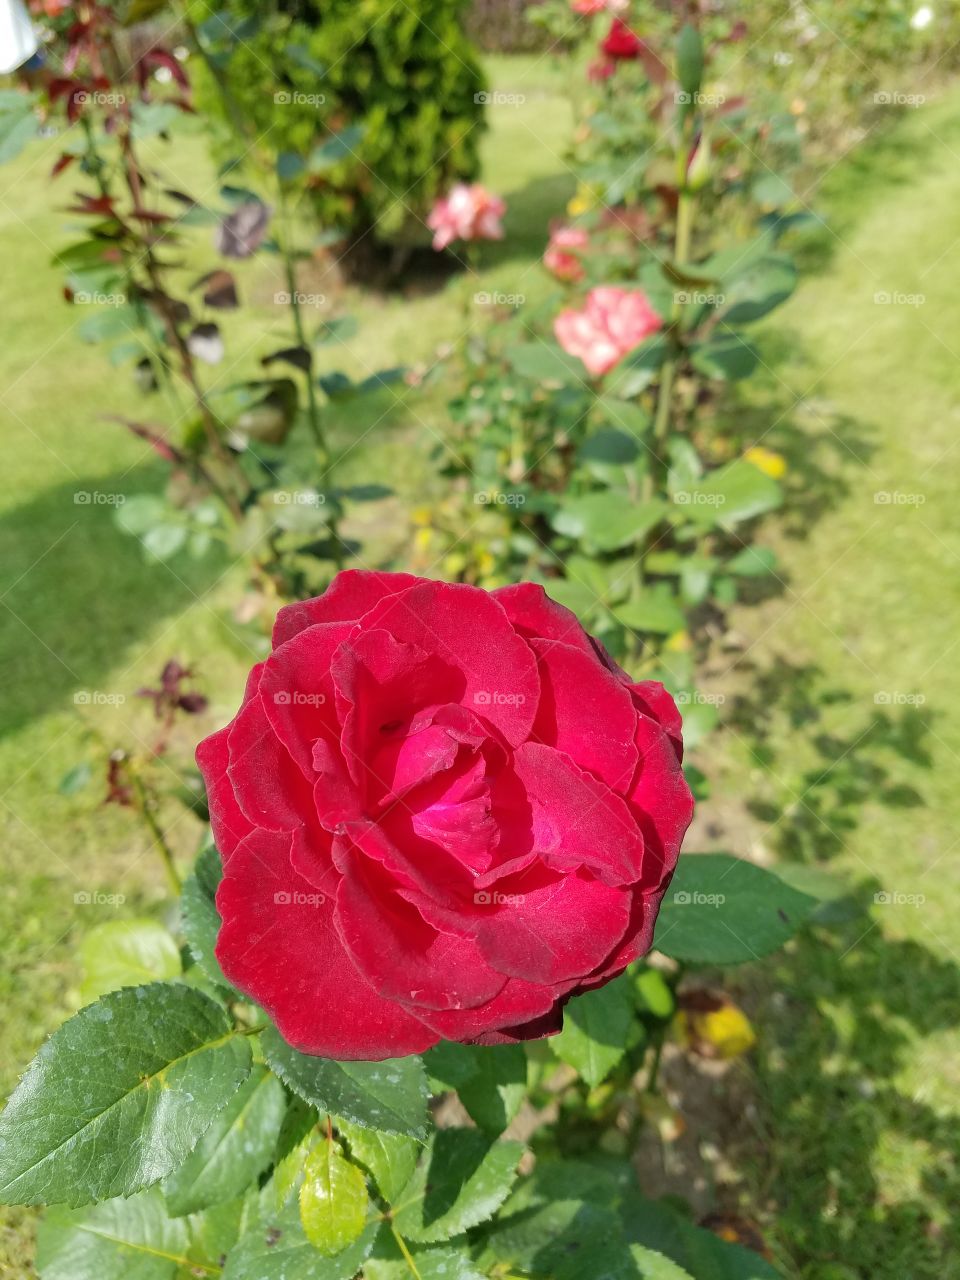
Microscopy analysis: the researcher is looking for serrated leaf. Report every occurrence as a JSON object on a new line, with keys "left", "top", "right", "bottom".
{"left": 78, "top": 919, "right": 181, "bottom": 1005}
{"left": 615, "top": 589, "right": 686, "bottom": 637}
{"left": 392, "top": 1130, "right": 522, "bottom": 1243}
{"left": 262, "top": 1028, "right": 430, "bottom": 1139}
{"left": 675, "top": 460, "right": 782, "bottom": 528}
{"left": 336, "top": 1118, "right": 419, "bottom": 1203}
{"left": 35, "top": 1188, "right": 190, "bottom": 1280}
{"left": 631, "top": 1243, "right": 697, "bottom": 1278}
{"left": 552, "top": 974, "right": 633, "bottom": 1087}
{"left": 162, "top": 1064, "right": 286, "bottom": 1216}
{"left": 424, "top": 1043, "right": 526, "bottom": 1135}
{"left": 0, "top": 985, "right": 251, "bottom": 1206}
{"left": 654, "top": 853, "right": 817, "bottom": 965}
{"left": 299, "top": 1141, "right": 368, "bottom": 1256}
{"left": 223, "top": 1202, "right": 380, "bottom": 1280}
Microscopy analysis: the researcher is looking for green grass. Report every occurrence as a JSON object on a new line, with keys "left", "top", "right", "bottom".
{"left": 1, "top": 51, "right": 959, "bottom": 1280}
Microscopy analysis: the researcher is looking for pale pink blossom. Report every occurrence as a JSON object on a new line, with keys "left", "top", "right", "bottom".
{"left": 544, "top": 225, "right": 590, "bottom": 282}
{"left": 571, "top": 0, "right": 629, "bottom": 14}
{"left": 554, "top": 285, "right": 662, "bottom": 376}
{"left": 427, "top": 183, "right": 506, "bottom": 251}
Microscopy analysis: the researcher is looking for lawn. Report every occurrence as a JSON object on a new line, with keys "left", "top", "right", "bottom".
{"left": 1, "top": 52, "right": 958, "bottom": 1279}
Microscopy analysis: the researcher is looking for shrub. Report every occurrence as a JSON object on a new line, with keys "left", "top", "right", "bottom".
{"left": 191, "top": 0, "right": 488, "bottom": 252}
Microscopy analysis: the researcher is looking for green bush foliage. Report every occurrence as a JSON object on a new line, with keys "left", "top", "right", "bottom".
{"left": 190, "top": 0, "right": 488, "bottom": 245}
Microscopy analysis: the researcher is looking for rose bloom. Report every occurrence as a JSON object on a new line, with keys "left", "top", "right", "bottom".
{"left": 198, "top": 572, "right": 692, "bottom": 1059}
{"left": 555, "top": 285, "right": 662, "bottom": 376}
{"left": 427, "top": 183, "right": 506, "bottom": 251}
{"left": 571, "top": 0, "right": 629, "bottom": 13}
{"left": 544, "top": 224, "right": 590, "bottom": 282}
{"left": 601, "top": 16, "right": 644, "bottom": 59}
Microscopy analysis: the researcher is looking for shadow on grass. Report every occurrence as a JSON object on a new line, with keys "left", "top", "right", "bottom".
{"left": 727, "top": 660, "right": 957, "bottom": 1278}
{"left": 0, "top": 463, "right": 224, "bottom": 739}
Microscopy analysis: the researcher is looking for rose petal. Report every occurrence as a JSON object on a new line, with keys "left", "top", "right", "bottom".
{"left": 272, "top": 570, "right": 424, "bottom": 647}
{"left": 359, "top": 581, "right": 540, "bottom": 746}
{"left": 196, "top": 724, "right": 253, "bottom": 862}
{"left": 259, "top": 621, "right": 353, "bottom": 774}
{"left": 530, "top": 638, "right": 638, "bottom": 789}
{"left": 628, "top": 713, "right": 694, "bottom": 886}
{"left": 226, "top": 696, "right": 315, "bottom": 831}
{"left": 216, "top": 830, "right": 437, "bottom": 1059}
{"left": 335, "top": 848, "right": 507, "bottom": 1012}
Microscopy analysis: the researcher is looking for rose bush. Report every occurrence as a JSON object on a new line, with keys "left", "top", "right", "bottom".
{"left": 197, "top": 570, "right": 693, "bottom": 1060}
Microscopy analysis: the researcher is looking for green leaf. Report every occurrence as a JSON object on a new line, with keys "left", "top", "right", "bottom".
{"left": 336, "top": 1118, "right": 419, "bottom": 1204}
{"left": 308, "top": 125, "right": 364, "bottom": 172}
{"left": 727, "top": 545, "right": 777, "bottom": 577}
{"left": 142, "top": 524, "right": 189, "bottom": 561}
{"left": 607, "top": 335, "right": 670, "bottom": 396}
{"left": 552, "top": 974, "right": 633, "bottom": 1087}
{"left": 654, "top": 853, "right": 818, "bottom": 965}
{"left": 720, "top": 254, "right": 797, "bottom": 324}
{"left": 506, "top": 341, "right": 588, "bottom": 384}
{"left": 690, "top": 334, "right": 760, "bottom": 381}
{"left": 631, "top": 1244, "right": 697, "bottom": 1279}
{"left": 299, "top": 1141, "right": 368, "bottom": 1256}
{"left": 0, "top": 985, "right": 252, "bottom": 1206}
{"left": 633, "top": 967, "right": 676, "bottom": 1020}
{"left": 392, "top": 1130, "right": 523, "bottom": 1243}
{"left": 180, "top": 841, "right": 232, "bottom": 990}
{"left": 263, "top": 1027, "right": 430, "bottom": 1139}
{"left": 675, "top": 460, "right": 782, "bottom": 528}
{"left": 578, "top": 427, "right": 642, "bottom": 466}
{"left": 615, "top": 589, "right": 687, "bottom": 637}
{"left": 487, "top": 1194, "right": 630, "bottom": 1279}
{"left": 35, "top": 1189, "right": 190, "bottom": 1280}
{"left": 593, "top": 396, "right": 652, "bottom": 439}
{"left": 424, "top": 1042, "right": 526, "bottom": 1135}
{"left": 621, "top": 1190, "right": 782, "bottom": 1279}
{"left": 551, "top": 496, "right": 666, "bottom": 552}
{"left": 162, "top": 1065, "right": 286, "bottom": 1216}
{"left": 677, "top": 24, "right": 704, "bottom": 98}
{"left": 59, "top": 762, "right": 93, "bottom": 796}
{"left": 79, "top": 919, "right": 181, "bottom": 1005}
{"left": 365, "top": 1232, "right": 486, "bottom": 1279}
{"left": 223, "top": 1203, "right": 380, "bottom": 1280}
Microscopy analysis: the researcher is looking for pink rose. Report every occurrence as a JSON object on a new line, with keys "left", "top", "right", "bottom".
{"left": 555, "top": 285, "right": 663, "bottom": 377}
{"left": 427, "top": 183, "right": 506, "bottom": 251}
{"left": 571, "top": 0, "right": 628, "bottom": 13}
{"left": 544, "top": 225, "right": 590, "bottom": 282}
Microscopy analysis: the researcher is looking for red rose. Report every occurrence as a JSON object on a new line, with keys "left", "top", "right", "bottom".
{"left": 601, "top": 16, "right": 643, "bottom": 60}
{"left": 198, "top": 572, "right": 693, "bottom": 1060}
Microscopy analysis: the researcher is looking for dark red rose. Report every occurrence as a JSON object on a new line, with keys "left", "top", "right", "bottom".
{"left": 197, "top": 572, "right": 693, "bottom": 1059}
{"left": 601, "top": 16, "right": 643, "bottom": 60}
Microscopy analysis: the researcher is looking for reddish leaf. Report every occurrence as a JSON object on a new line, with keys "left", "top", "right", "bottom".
{"left": 194, "top": 269, "right": 239, "bottom": 309}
